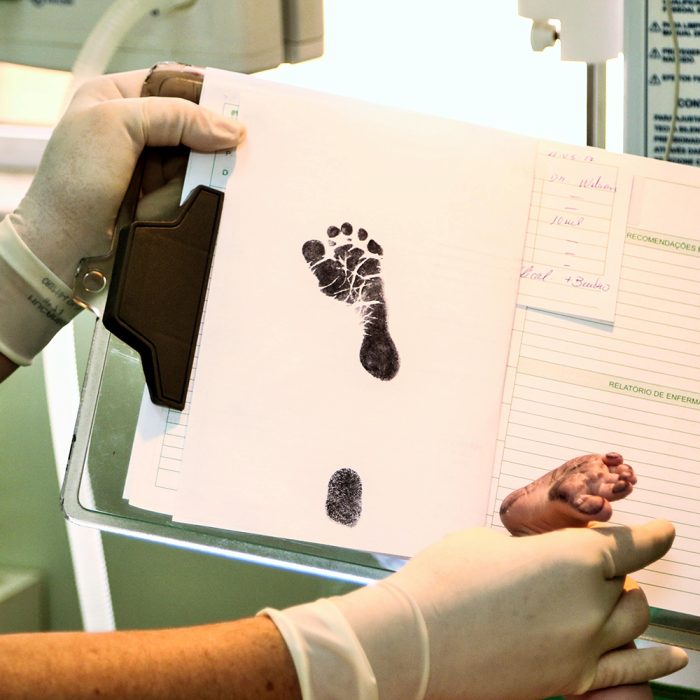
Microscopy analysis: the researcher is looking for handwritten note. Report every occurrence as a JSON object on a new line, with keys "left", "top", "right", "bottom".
{"left": 517, "top": 143, "right": 632, "bottom": 323}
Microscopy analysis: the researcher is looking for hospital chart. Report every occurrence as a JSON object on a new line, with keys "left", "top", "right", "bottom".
{"left": 121, "top": 68, "right": 700, "bottom": 618}
{"left": 487, "top": 169, "right": 700, "bottom": 618}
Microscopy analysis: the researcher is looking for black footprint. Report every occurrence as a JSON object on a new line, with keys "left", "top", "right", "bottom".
{"left": 326, "top": 468, "right": 363, "bottom": 527}
{"left": 302, "top": 223, "right": 400, "bottom": 381}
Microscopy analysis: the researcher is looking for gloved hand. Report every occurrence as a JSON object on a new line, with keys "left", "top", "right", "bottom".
{"left": 0, "top": 66, "right": 245, "bottom": 366}
{"left": 497, "top": 450, "right": 654, "bottom": 700}
{"left": 263, "top": 521, "right": 688, "bottom": 700}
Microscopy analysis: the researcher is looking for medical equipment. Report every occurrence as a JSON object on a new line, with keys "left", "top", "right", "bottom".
{"left": 624, "top": 0, "right": 700, "bottom": 165}
{"left": 0, "top": 0, "right": 323, "bottom": 75}
{"left": 518, "top": 0, "right": 624, "bottom": 148}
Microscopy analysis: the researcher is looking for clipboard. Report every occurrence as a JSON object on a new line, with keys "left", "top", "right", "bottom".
{"left": 59, "top": 66, "right": 700, "bottom": 657}
{"left": 61, "top": 63, "right": 391, "bottom": 586}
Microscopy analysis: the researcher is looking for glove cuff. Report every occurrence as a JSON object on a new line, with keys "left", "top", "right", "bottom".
{"left": 329, "top": 580, "right": 430, "bottom": 700}
{"left": 259, "top": 599, "right": 378, "bottom": 700}
{"left": 0, "top": 215, "right": 82, "bottom": 365}
{"left": 376, "top": 581, "right": 430, "bottom": 699}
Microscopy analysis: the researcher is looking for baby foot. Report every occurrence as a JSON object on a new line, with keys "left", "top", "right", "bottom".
{"left": 500, "top": 452, "right": 636, "bottom": 536}
{"left": 302, "top": 223, "right": 400, "bottom": 381}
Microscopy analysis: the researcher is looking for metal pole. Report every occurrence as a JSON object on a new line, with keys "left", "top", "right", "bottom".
{"left": 586, "top": 62, "right": 607, "bottom": 148}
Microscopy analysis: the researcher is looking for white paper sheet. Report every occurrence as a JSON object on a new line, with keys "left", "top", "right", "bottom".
{"left": 128, "top": 70, "right": 637, "bottom": 522}
{"left": 169, "top": 71, "right": 536, "bottom": 556}
{"left": 518, "top": 143, "right": 631, "bottom": 323}
{"left": 117, "top": 68, "right": 700, "bottom": 616}
{"left": 122, "top": 386, "right": 188, "bottom": 513}
{"left": 488, "top": 157, "right": 700, "bottom": 617}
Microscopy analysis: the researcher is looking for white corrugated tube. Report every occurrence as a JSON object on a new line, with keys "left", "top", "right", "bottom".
{"left": 67, "top": 0, "right": 195, "bottom": 103}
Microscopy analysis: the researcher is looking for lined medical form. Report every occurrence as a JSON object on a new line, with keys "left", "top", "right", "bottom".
{"left": 489, "top": 169, "right": 700, "bottom": 618}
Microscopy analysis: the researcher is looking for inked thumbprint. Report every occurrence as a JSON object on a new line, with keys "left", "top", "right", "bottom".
{"left": 326, "top": 468, "right": 363, "bottom": 527}
{"left": 302, "top": 222, "right": 399, "bottom": 381}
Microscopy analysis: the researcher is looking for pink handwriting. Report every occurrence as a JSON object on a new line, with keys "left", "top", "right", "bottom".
{"left": 564, "top": 275, "right": 610, "bottom": 292}
{"left": 521, "top": 265, "right": 553, "bottom": 281}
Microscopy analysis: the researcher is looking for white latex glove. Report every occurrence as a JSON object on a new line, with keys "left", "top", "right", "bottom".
{"left": 0, "top": 67, "right": 245, "bottom": 366}
{"left": 263, "top": 521, "right": 688, "bottom": 700}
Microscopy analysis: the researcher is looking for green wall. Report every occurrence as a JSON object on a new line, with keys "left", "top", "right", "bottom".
{"left": 0, "top": 351, "right": 81, "bottom": 630}
{"left": 0, "top": 314, "right": 355, "bottom": 632}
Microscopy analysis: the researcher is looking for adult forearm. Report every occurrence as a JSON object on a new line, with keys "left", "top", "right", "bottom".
{"left": 0, "top": 617, "right": 301, "bottom": 700}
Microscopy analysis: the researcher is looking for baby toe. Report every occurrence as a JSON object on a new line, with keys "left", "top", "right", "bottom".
{"left": 603, "top": 452, "right": 624, "bottom": 467}
{"left": 302, "top": 239, "right": 326, "bottom": 264}
{"left": 573, "top": 493, "right": 610, "bottom": 517}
